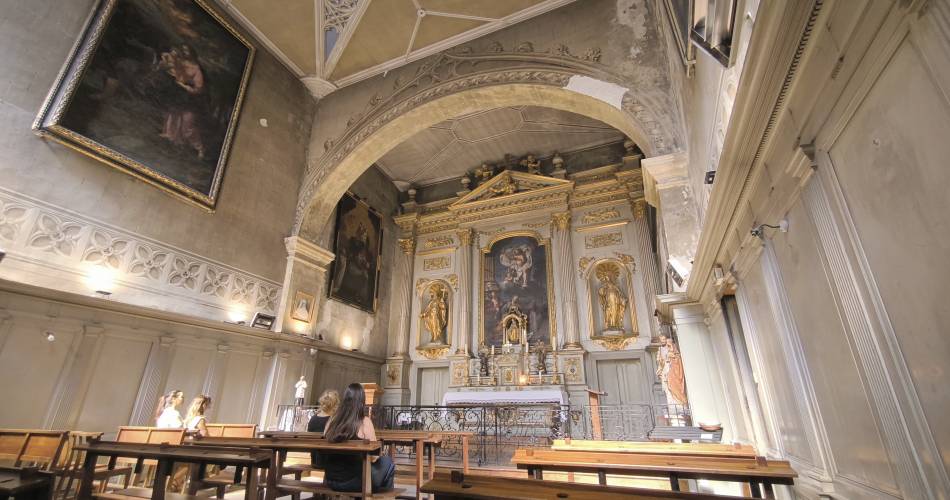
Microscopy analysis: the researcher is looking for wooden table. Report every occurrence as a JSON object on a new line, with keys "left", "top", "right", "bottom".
{"left": 420, "top": 471, "right": 749, "bottom": 500}
{"left": 0, "top": 467, "right": 53, "bottom": 500}
{"left": 258, "top": 430, "right": 440, "bottom": 499}
{"left": 75, "top": 441, "right": 272, "bottom": 500}
{"left": 511, "top": 449, "right": 796, "bottom": 499}
{"left": 550, "top": 440, "right": 757, "bottom": 459}
{"left": 190, "top": 436, "right": 381, "bottom": 498}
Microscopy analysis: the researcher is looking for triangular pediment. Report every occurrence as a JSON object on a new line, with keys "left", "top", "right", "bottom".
{"left": 451, "top": 171, "right": 572, "bottom": 207}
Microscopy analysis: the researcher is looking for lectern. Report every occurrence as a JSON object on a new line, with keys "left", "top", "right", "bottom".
{"left": 361, "top": 382, "right": 383, "bottom": 416}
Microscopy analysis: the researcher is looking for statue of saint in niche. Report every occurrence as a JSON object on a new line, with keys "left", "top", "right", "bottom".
{"left": 420, "top": 283, "right": 448, "bottom": 344}
{"left": 596, "top": 262, "right": 628, "bottom": 332}
{"left": 501, "top": 297, "right": 528, "bottom": 345}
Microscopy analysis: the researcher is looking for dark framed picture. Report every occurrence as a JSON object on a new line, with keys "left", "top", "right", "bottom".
{"left": 328, "top": 192, "right": 383, "bottom": 313}
{"left": 250, "top": 312, "right": 275, "bottom": 330}
{"left": 33, "top": 0, "right": 255, "bottom": 210}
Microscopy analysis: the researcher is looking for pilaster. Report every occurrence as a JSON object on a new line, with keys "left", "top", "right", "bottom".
{"left": 550, "top": 212, "right": 581, "bottom": 349}
{"left": 453, "top": 228, "right": 475, "bottom": 354}
{"left": 128, "top": 335, "right": 177, "bottom": 426}
{"left": 275, "top": 236, "right": 334, "bottom": 336}
{"left": 390, "top": 236, "right": 416, "bottom": 356}
{"left": 45, "top": 323, "right": 104, "bottom": 429}
{"left": 642, "top": 153, "right": 700, "bottom": 291}
{"left": 202, "top": 343, "right": 231, "bottom": 421}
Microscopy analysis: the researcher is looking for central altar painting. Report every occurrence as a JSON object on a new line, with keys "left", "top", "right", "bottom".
{"left": 480, "top": 234, "right": 554, "bottom": 347}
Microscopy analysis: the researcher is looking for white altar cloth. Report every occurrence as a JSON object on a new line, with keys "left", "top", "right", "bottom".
{"left": 442, "top": 389, "right": 564, "bottom": 406}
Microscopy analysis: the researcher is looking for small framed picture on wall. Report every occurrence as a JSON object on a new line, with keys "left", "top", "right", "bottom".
{"left": 291, "top": 290, "right": 316, "bottom": 323}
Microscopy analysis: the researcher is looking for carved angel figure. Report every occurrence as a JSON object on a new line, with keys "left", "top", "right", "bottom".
{"left": 420, "top": 284, "right": 448, "bottom": 344}
{"left": 520, "top": 154, "right": 542, "bottom": 175}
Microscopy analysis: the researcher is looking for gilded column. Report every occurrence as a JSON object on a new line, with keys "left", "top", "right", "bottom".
{"left": 631, "top": 198, "right": 662, "bottom": 340}
{"left": 551, "top": 212, "right": 581, "bottom": 348}
{"left": 453, "top": 228, "right": 475, "bottom": 354}
{"left": 390, "top": 237, "right": 416, "bottom": 356}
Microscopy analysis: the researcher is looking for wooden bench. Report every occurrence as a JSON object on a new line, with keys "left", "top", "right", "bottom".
{"left": 420, "top": 471, "right": 750, "bottom": 499}
{"left": 511, "top": 448, "right": 796, "bottom": 499}
{"left": 74, "top": 440, "right": 272, "bottom": 500}
{"left": 649, "top": 426, "right": 723, "bottom": 443}
{"left": 261, "top": 430, "right": 435, "bottom": 499}
{"left": 0, "top": 429, "right": 69, "bottom": 470}
{"left": 204, "top": 424, "right": 257, "bottom": 438}
{"left": 551, "top": 439, "right": 756, "bottom": 458}
{"left": 189, "top": 436, "right": 403, "bottom": 499}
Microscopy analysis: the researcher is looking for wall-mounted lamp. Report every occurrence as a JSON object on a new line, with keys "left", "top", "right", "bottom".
{"left": 750, "top": 219, "right": 789, "bottom": 238}
{"left": 341, "top": 336, "right": 352, "bottom": 350}
{"left": 226, "top": 306, "right": 248, "bottom": 325}
{"left": 291, "top": 320, "right": 308, "bottom": 335}
{"left": 85, "top": 265, "right": 117, "bottom": 296}
{"left": 518, "top": 374, "right": 528, "bottom": 385}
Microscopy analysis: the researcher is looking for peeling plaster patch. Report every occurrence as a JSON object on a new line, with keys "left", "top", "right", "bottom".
{"left": 565, "top": 75, "right": 628, "bottom": 111}
{"left": 616, "top": 0, "right": 649, "bottom": 58}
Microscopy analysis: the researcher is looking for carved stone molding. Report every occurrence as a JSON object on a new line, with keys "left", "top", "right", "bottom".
{"left": 551, "top": 211, "right": 571, "bottom": 231}
{"left": 455, "top": 228, "right": 475, "bottom": 246}
{"left": 593, "top": 335, "right": 634, "bottom": 351}
{"left": 0, "top": 188, "right": 281, "bottom": 316}
{"left": 416, "top": 345, "right": 450, "bottom": 360}
{"left": 397, "top": 237, "right": 416, "bottom": 255}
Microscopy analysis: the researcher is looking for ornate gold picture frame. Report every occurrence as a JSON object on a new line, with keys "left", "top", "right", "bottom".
{"left": 33, "top": 0, "right": 255, "bottom": 210}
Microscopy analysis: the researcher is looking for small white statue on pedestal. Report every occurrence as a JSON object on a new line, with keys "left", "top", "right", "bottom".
{"left": 294, "top": 376, "right": 308, "bottom": 406}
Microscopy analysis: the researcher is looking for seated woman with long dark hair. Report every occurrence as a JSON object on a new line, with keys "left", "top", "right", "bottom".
{"left": 322, "top": 383, "right": 395, "bottom": 492}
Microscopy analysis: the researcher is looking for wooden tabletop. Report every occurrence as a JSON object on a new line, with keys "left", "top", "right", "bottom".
{"left": 550, "top": 440, "right": 757, "bottom": 458}
{"left": 420, "top": 472, "right": 747, "bottom": 500}
{"left": 0, "top": 468, "right": 52, "bottom": 495}
{"left": 512, "top": 449, "right": 797, "bottom": 481}
{"left": 190, "top": 436, "right": 381, "bottom": 453}
{"left": 259, "top": 430, "right": 444, "bottom": 444}
{"left": 76, "top": 442, "right": 272, "bottom": 465}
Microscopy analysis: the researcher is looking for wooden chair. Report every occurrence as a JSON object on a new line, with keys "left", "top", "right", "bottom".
{"left": 52, "top": 431, "right": 103, "bottom": 500}
{"left": 0, "top": 429, "right": 69, "bottom": 470}
{"left": 98, "top": 427, "right": 185, "bottom": 491}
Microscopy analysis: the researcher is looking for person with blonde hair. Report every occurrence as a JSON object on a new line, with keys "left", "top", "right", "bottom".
{"left": 307, "top": 389, "right": 340, "bottom": 467}
{"left": 184, "top": 395, "right": 212, "bottom": 437}
{"left": 155, "top": 389, "right": 184, "bottom": 428}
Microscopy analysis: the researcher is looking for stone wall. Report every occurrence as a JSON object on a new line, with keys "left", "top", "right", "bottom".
{"left": 0, "top": 0, "right": 314, "bottom": 320}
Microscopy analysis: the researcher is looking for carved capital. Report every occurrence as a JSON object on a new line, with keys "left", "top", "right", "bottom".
{"left": 397, "top": 237, "right": 416, "bottom": 255}
{"left": 551, "top": 211, "right": 571, "bottom": 231}
{"left": 456, "top": 228, "right": 475, "bottom": 246}
{"left": 632, "top": 198, "right": 647, "bottom": 219}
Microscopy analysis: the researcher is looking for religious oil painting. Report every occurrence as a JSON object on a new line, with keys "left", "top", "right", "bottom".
{"left": 34, "top": 0, "right": 255, "bottom": 210}
{"left": 290, "top": 291, "right": 316, "bottom": 323}
{"left": 329, "top": 193, "right": 383, "bottom": 313}
{"left": 480, "top": 234, "right": 554, "bottom": 347}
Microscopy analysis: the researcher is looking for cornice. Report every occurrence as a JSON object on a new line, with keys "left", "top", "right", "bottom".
{"left": 285, "top": 236, "right": 334, "bottom": 269}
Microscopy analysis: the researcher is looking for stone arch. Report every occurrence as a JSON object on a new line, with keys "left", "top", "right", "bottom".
{"left": 297, "top": 51, "right": 677, "bottom": 237}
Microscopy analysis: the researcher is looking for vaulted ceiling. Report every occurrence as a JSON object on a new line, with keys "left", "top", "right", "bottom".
{"left": 376, "top": 106, "right": 625, "bottom": 189}
{"left": 217, "top": 0, "right": 575, "bottom": 95}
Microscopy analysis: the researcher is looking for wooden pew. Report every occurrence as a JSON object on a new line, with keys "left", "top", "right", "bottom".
{"left": 74, "top": 440, "right": 272, "bottom": 500}
{"left": 511, "top": 448, "right": 797, "bottom": 499}
{"left": 203, "top": 424, "right": 256, "bottom": 438}
{"left": 0, "top": 429, "right": 69, "bottom": 470}
{"left": 261, "top": 429, "right": 440, "bottom": 499}
{"left": 551, "top": 439, "right": 757, "bottom": 459}
{"left": 54, "top": 431, "right": 104, "bottom": 499}
{"left": 421, "top": 471, "right": 749, "bottom": 500}
{"left": 189, "top": 436, "right": 400, "bottom": 499}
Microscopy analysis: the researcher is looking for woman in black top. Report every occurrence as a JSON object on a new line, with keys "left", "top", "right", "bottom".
{"left": 322, "top": 383, "right": 395, "bottom": 492}
{"left": 306, "top": 389, "right": 339, "bottom": 467}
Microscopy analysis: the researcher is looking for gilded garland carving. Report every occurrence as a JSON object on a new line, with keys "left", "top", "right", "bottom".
{"left": 585, "top": 232, "right": 623, "bottom": 249}
{"left": 424, "top": 235, "right": 454, "bottom": 249}
{"left": 294, "top": 42, "right": 676, "bottom": 232}
{"left": 632, "top": 199, "right": 647, "bottom": 219}
{"left": 578, "top": 256, "right": 594, "bottom": 278}
{"left": 416, "top": 345, "right": 450, "bottom": 360}
{"left": 594, "top": 336, "right": 633, "bottom": 351}
{"left": 583, "top": 207, "right": 621, "bottom": 224}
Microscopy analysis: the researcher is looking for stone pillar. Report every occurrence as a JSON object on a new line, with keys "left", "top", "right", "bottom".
{"left": 383, "top": 235, "right": 416, "bottom": 406}
{"left": 453, "top": 228, "right": 475, "bottom": 354}
{"left": 43, "top": 323, "right": 105, "bottom": 429}
{"left": 642, "top": 153, "right": 700, "bottom": 291}
{"left": 127, "top": 335, "right": 176, "bottom": 426}
{"left": 202, "top": 343, "right": 231, "bottom": 421}
{"left": 276, "top": 236, "right": 334, "bottom": 336}
{"left": 671, "top": 303, "right": 730, "bottom": 427}
{"left": 551, "top": 212, "right": 581, "bottom": 349}
{"left": 631, "top": 198, "right": 662, "bottom": 340}
{"left": 259, "top": 351, "right": 291, "bottom": 430}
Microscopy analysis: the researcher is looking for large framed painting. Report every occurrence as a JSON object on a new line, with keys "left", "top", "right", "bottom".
{"left": 33, "top": 0, "right": 255, "bottom": 210}
{"left": 328, "top": 192, "right": 383, "bottom": 313}
{"left": 479, "top": 232, "right": 555, "bottom": 347}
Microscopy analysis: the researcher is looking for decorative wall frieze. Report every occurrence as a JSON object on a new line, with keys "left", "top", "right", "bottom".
{"left": 422, "top": 256, "right": 450, "bottom": 271}
{"left": 582, "top": 207, "right": 621, "bottom": 224}
{"left": 585, "top": 232, "right": 623, "bottom": 249}
{"left": 0, "top": 189, "right": 281, "bottom": 316}
{"left": 423, "top": 235, "right": 454, "bottom": 249}
{"left": 578, "top": 256, "right": 594, "bottom": 278}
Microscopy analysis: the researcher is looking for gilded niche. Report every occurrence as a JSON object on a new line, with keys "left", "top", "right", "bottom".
{"left": 420, "top": 283, "right": 449, "bottom": 345}
{"left": 595, "top": 262, "right": 628, "bottom": 331}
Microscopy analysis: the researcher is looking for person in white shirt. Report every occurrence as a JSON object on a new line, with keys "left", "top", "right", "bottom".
{"left": 294, "top": 376, "right": 308, "bottom": 406}
{"left": 155, "top": 389, "right": 184, "bottom": 428}
{"left": 184, "top": 395, "right": 211, "bottom": 437}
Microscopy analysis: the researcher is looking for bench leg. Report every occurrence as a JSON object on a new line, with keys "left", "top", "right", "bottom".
{"left": 749, "top": 481, "right": 762, "bottom": 499}
{"left": 762, "top": 482, "right": 775, "bottom": 499}
{"left": 669, "top": 473, "right": 680, "bottom": 491}
{"left": 462, "top": 436, "right": 469, "bottom": 474}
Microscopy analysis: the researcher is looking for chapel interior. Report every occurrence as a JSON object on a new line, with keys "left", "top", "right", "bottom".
{"left": 0, "top": 0, "right": 947, "bottom": 499}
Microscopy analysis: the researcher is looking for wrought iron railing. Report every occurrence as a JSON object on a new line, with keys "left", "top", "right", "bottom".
{"left": 275, "top": 402, "right": 693, "bottom": 466}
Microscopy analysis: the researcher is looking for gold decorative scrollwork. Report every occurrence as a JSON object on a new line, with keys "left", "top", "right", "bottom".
{"left": 416, "top": 346, "right": 450, "bottom": 360}
{"left": 593, "top": 336, "right": 633, "bottom": 351}
{"left": 397, "top": 237, "right": 416, "bottom": 254}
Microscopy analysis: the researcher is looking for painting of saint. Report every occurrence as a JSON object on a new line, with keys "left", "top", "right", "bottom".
{"left": 329, "top": 193, "right": 383, "bottom": 312}
{"left": 481, "top": 235, "right": 553, "bottom": 347}
{"left": 34, "top": 0, "right": 254, "bottom": 209}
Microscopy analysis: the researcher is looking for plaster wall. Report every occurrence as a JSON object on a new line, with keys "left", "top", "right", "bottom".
{"left": 303, "top": 166, "right": 398, "bottom": 360}
{"left": 0, "top": 0, "right": 314, "bottom": 318}
{"left": 0, "top": 284, "right": 314, "bottom": 434}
